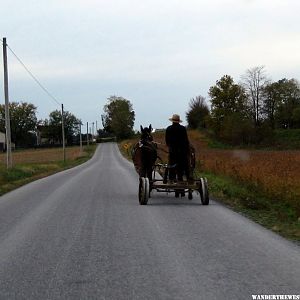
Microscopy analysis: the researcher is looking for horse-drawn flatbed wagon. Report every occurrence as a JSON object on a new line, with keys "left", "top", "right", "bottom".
{"left": 138, "top": 163, "right": 209, "bottom": 205}
{"left": 133, "top": 125, "right": 209, "bottom": 206}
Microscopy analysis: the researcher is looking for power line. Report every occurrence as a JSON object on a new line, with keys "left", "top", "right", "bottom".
{"left": 6, "top": 43, "right": 61, "bottom": 107}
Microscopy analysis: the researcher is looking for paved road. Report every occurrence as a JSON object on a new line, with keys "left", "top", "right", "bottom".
{"left": 0, "top": 143, "right": 299, "bottom": 299}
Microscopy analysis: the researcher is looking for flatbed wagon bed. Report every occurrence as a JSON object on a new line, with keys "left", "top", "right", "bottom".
{"left": 138, "top": 164, "right": 209, "bottom": 205}
{"left": 152, "top": 179, "right": 201, "bottom": 190}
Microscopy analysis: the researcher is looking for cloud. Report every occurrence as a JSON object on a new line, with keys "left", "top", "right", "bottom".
{"left": 219, "top": 32, "right": 300, "bottom": 75}
{"left": 2, "top": 0, "right": 300, "bottom": 128}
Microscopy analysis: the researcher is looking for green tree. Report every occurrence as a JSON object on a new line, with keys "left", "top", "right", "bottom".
{"left": 102, "top": 96, "right": 135, "bottom": 140}
{"left": 262, "top": 81, "right": 281, "bottom": 129}
{"left": 186, "top": 96, "right": 210, "bottom": 129}
{"left": 209, "top": 75, "right": 249, "bottom": 137}
{"left": 0, "top": 101, "right": 38, "bottom": 147}
{"left": 292, "top": 107, "right": 300, "bottom": 128}
{"left": 273, "top": 79, "right": 300, "bottom": 128}
{"left": 42, "top": 110, "right": 80, "bottom": 144}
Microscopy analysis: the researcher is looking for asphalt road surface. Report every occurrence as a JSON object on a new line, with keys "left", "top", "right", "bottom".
{"left": 0, "top": 143, "right": 299, "bottom": 300}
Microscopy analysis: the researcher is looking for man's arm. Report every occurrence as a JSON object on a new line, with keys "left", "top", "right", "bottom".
{"left": 182, "top": 126, "right": 189, "bottom": 149}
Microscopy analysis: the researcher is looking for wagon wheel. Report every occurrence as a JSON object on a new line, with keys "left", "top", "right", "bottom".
{"left": 204, "top": 178, "right": 209, "bottom": 204}
{"left": 148, "top": 178, "right": 152, "bottom": 198}
{"left": 139, "top": 177, "right": 149, "bottom": 205}
{"left": 199, "top": 178, "right": 209, "bottom": 205}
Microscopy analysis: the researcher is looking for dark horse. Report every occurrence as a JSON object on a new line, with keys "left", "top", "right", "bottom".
{"left": 132, "top": 125, "right": 157, "bottom": 180}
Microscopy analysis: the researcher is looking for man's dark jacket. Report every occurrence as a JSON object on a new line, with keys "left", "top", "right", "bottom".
{"left": 165, "top": 122, "right": 190, "bottom": 180}
{"left": 165, "top": 123, "right": 189, "bottom": 154}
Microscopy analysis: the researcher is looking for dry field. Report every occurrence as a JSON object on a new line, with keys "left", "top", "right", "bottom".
{"left": 0, "top": 147, "right": 84, "bottom": 165}
{"left": 198, "top": 149, "right": 300, "bottom": 212}
{"left": 0, "top": 146, "right": 95, "bottom": 196}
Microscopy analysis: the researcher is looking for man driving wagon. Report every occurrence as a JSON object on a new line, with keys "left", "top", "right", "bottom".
{"left": 133, "top": 116, "right": 208, "bottom": 205}
{"left": 165, "top": 114, "right": 191, "bottom": 183}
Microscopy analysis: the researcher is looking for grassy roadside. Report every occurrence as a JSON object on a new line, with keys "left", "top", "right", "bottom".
{"left": 0, "top": 145, "right": 97, "bottom": 196}
{"left": 119, "top": 139, "right": 300, "bottom": 242}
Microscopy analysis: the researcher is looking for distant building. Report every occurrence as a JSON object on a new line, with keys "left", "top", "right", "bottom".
{"left": 36, "top": 125, "right": 64, "bottom": 146}
{"left": 0, "top": 132, "right": 15, "bottom": 151}
{"left": 36, "top": 125, "right": 49, "bottom": 145}
{"left": 153, "top": 128, "right": 165, "bottom": 133}
{"left": 0, "top": 132, "right": 5, "bottom": 151}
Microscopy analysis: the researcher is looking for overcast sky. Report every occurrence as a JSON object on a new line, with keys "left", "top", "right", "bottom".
{"left": 1, "top": 0, "right": 300, "bottom": 130}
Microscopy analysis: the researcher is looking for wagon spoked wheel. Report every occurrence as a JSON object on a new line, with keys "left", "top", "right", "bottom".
{"left": 139, "top": 177, "right": 149, "bottom": 205}
{"left": 199, "top": 178, "right": 209, "bottom": 205}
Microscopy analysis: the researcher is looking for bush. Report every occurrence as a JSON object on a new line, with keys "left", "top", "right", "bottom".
{"left": 219, "top": 114, "right": 254, "bottom": 145}
{"left": 254, "top": 122, "right": 274, "bottom": 145}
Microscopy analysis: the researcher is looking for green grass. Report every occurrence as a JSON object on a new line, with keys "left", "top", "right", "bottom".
{"left": 196, "top": 129, "right": 236, "bottom": 149}
{"left": 207, "top": 139, "right": 234, "bottom": 149}
{"left": 0, "top": 145, "right": 97, "bottom": 196}
{"left": 196, "top": 169, "right": 300, "bottom": 242}
{"left": 202, "top": 128, "right": 300, "bottom": 150}
{"left": 273, "top": 129, "right": 300, "bottom": 149}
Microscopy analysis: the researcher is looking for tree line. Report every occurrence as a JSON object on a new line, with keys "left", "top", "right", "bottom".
{"left": 2, "top": 66, "right": 299, "bottom": 147}
{"left": 0, "top": 95, "right": 135, "bottom": 148}
{"left": 0, "top": 95, "right": 136, "bottom": 148}
{"left": 0, "top": 103, "right": 81, "bottom": 148}
{"left": 186, "top": 66, "right": 300, "bottom": 145}
{"left": 101, "top": 66, "right": 300, "bottom": 145}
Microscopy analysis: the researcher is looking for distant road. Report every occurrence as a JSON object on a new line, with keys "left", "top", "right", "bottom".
{"left": 0, "top": 143, "right": 299, "bottom": 299}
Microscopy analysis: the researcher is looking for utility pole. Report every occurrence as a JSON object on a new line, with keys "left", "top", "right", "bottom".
{"left": 79, "top": 122, "right": 83, "bottom": 153}
{"left": 2, "top": 37, "right": 12, "bottom": 168}
{"left": 86, "top": 122, "right": 89, "bottom": 146}
{"left": 61, "top": 104, "right": 66, "bottom": 162}
{"left": 92, "top": 122, "right": 94, "bottom": 140}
